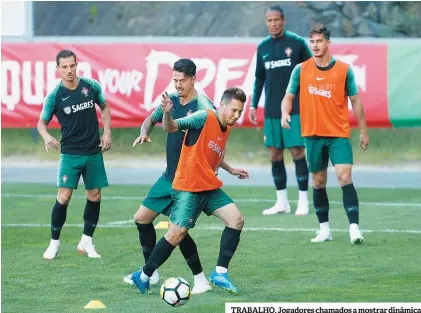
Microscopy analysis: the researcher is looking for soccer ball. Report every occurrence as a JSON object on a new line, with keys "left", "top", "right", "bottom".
{"left": 160, "top": 277, "right": 191, "bottom": 307}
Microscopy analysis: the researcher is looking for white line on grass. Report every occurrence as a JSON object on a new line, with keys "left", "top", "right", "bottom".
{"left": 1, "top": 193, "right": 421, "bottom": 207}
{"left": 1, "top": 223, "right": 420, "bottom": 234}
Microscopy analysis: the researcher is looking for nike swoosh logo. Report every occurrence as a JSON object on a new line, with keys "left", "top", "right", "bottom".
{"left": 217, "top": 137, "right": 223, "bottom": 141}
{"left": 316, "top": 77, "right": 325, "bottom": 81}
{"left": 262, "top": 53, "right": 270, "bottom": 59}
{"left": 62, "top": 96, "right": 70, "bottom": 101}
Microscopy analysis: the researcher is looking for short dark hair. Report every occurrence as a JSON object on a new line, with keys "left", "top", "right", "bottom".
{"left": 309, "top": 24, "right": 331, "bottom": 40}
{"left": 173, "top": 59, "right": 196, "bottom": 77}
{"left": 266, "top": 4, "right": 284, "bottom": 18}
{"left": 221, "top": 87, "right": 247, "bottom": 104}
{"left": 56, "top": 50, "right": 77, "bottom": 65}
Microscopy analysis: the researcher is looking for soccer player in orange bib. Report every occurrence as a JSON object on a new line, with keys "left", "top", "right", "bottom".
{"left": 281, "top": 25, "right": 370, "bottom": 244}
{"left": 131, "top": 87, "right": 248, "bottom": 295}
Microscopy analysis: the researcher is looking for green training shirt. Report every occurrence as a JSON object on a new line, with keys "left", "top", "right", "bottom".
{"left": 40, "top": 77, "right": 106, "bottom": 155}
{"left": 251, "top": 30, "right": 312, "bottom": 118}
{"left": 150, "top": 92, "right": 215, "bottom": 181}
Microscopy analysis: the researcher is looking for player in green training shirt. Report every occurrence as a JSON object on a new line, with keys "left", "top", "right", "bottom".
{"left": 250, "top": 5, "right": 312, "bottom": 216}
{"left": 125, "top": 59, "right": 248, "bottom": 294}
{"left": 37, "top": 50, "right": 111, "bottom": 260}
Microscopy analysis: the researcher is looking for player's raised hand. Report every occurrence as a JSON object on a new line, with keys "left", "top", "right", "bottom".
{"left": 230, "top": 168, "right": 249, "bottom": 180}
{"left": 44, "top": 135, "right": 60, "bottom": 152}
{"left": 99, "top": 133, "right": 112, "bottom": 153}
{"left": 360, "top": 131, "right": 369, "bottom": 151}
{"left": 249, "top": 108, "right": 257, "bottom": 125}
{"left": 133, "top": 134, "right": 152, "bottom": 147}
{"left": 161, "top": 91, "right": 173, "bottom": 113}
{"left": 281, "top": 113, "right": 291, "bottom": 129}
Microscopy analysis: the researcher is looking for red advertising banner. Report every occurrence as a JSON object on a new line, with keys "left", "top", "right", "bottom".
{"left": 1, "top": 42, "right": 389, "bottom": 128}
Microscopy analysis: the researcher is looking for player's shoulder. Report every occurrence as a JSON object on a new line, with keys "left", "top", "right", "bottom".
{"left": 333, "top": 58, "right": 350, "bottom": 71}
{"left": 285, "top": 30, "right": 306, "bottom": 43}
{"left": 80, "top": 77, "right": 102, "bottom": 91}
{"left": 45, "top": 83, "right": 62, "bottom": 105}
{"left": 258, "top": 36, "right": 272, "bottom": 49}
{"left": 168, "top": 92, "right": 179, "bottom": 102}
{"left": 197, "top": 93, "right": 215, "bottom": 109}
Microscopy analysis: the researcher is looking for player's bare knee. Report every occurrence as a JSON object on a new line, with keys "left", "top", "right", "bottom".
{"left": 233, "top": 214, "right": 244, "bottom": 230}
{"left": 134, "top": 205, "right": 156, "bottom": 224}
{"left": 133, "top": 211, "right": 147, "bottom": 224}
{"left": 57, "top": 189, "right": 72, "bottom": 205}
{"left": 225, "top": 212, "right": 244, "bottom": 230}
{"left": 57, "top": 194, "right": 71, "bottom": 205}
{"left": 312, "top": 176, "right": 326, "bottom": 189}
{"left": 290, "top": 147, "right": 305, "bottom": 160}
{"left": 337, "top": 172, "right": 353, "bottom": 186}
{"left": 270, "top": 148, "right": 283, "bottom": 161}
{"left": 166, "top": 227, "right": 188, "bottom": 246}
{"left": 87, "top": 189, "right": 101, "bottom": 202}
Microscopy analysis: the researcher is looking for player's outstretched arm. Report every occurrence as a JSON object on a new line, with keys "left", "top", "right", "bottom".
{"left": 160, "top": 92, "right": 178, "bottom": 132}
{"left": 162, "top": 111, "right": 178, "bottom": 132}
{"left": 172, "top": 111, "right": 209, "bottom": 133}
{"left": 220, "top": 159, "right": 249, "bottom": 179}
{"left": 133, "top": 114, "right": 156, "bottom": 147}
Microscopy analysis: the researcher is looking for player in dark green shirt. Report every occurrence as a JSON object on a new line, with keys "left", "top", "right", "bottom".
{"left": 37, "top": 50, "right": 112, "bottom": 260}
{"left": 125, "top": 59, "right": 248, "bottom": 294}
{"left": 250, "top": 5, "right": 312, "bottom": 216}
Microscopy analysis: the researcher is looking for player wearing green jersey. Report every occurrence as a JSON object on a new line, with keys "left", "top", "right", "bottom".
{"left": 125, "top": 59, "right": 248, "bottom": 294}
{"left": 250, "top": 5, "right": 312, "bottom": 216}
{"left": 38, "top": 50, "right": 112, "bottom": 260}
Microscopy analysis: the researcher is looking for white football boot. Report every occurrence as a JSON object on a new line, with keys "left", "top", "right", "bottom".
{"left": 262, "top": 201, "right": 291, "bottom": 215}
{"left": 349, "top": 224, "right": 364, "bottom": 244}
{"left": 311, "top": 230, "right": 333, "bottom": 242}
{"left": 43, "top": 239, "right": 60, "bottom": 260}
{"left": 77, "top": 235, "right": 101, "bottom": 258}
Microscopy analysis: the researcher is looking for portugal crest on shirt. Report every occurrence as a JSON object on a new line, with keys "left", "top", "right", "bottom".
{"left": 63, "top": 106, "right": 71, "bottom": 114}
{"left": 285, "top": 47, "right": 293, "bottom": 57}
{"left": 81, "top": 87, "right": 89, "bottom": 97}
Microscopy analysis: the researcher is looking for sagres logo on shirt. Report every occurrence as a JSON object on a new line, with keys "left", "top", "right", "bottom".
{"left": 208, "top": 140, "right": 223, "bottom": 157}
{"left": 63, "top": 100, "right": 95, "bottom": 114}
{"left": 265, "top": 58, "right": 292, "bottom": 70}
{"left": 307, "top": 83, "right": 337, "bottom": 99}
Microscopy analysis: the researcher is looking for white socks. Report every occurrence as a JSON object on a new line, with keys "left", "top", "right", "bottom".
{"left": 349, "top": 223, "right": 360, "bottom": 232}
{"left": 194, "top": 272, "right": 208, "bottom": 284}
{"left": 276, "top": 189, "right": 288, "bottom": 204}
{"left": 140, "top": 271, "right": 150, "bottom": 281}
{"left": 320, "top": 222, "right": 330, "bottom": 232}
{"left": 81, "top": 234, "right": 92, "bottom": 245}
{"left": 215, "top": 266, "right": 228, "bottom": 274}
{"left": 50, "top": 239, "right": 60, "bottom": 246}
{"left": 298, "top": 190, "right": 308, "bottom": 202}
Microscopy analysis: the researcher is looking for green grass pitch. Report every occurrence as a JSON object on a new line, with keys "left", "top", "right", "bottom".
{"left": 1, "top": 183, "right": 420, "bottom": 313}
